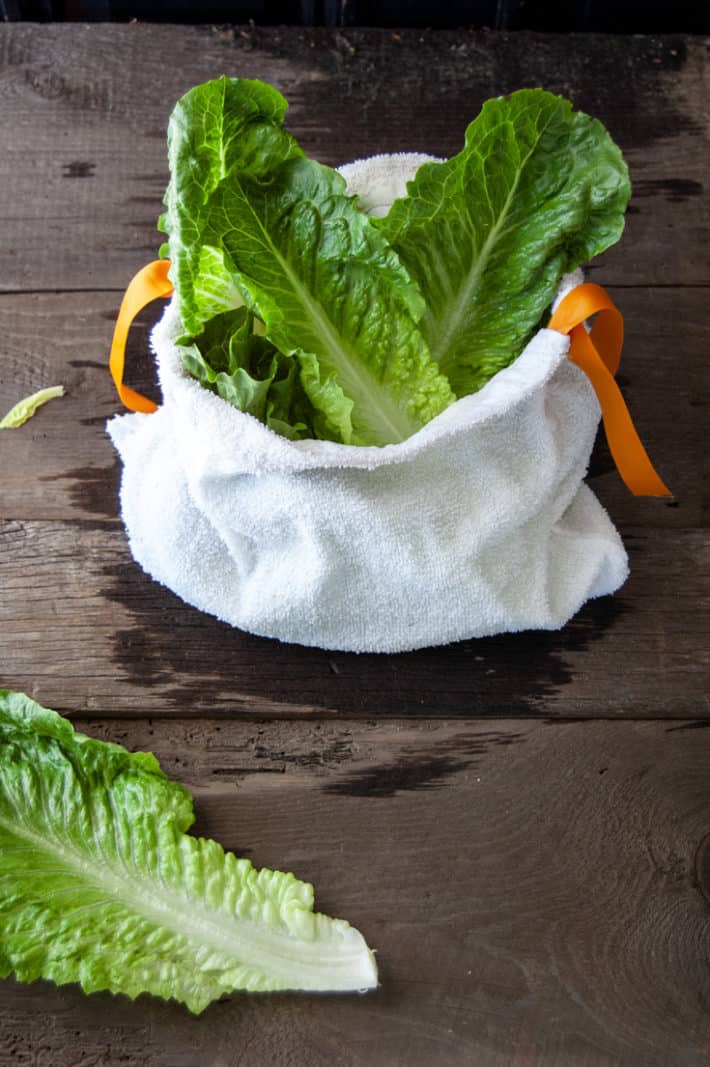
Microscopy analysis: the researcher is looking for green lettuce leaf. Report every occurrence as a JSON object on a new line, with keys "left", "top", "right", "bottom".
{"left": 181, "top": 307, "right": 319, "bottom": 439}
{"left": 0, "top": 691, "right": 378, "bottom": 1013}
{"left": 160, "top": 77, "right": 304, "bottom": 337}
{"left": 163, "top": 77, "right": 455, "bottom": 446}
{"left": 181, "top": 307, "right": 279, "bottom": 423}
{"left": 376, "top": 89, "right": 631, "bottom": 395}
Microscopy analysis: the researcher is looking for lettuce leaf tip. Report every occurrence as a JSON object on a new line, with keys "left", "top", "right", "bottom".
{"left": 376, "top": 89, "right": 630, "bottom": 395}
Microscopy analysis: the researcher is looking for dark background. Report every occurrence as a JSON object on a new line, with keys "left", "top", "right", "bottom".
{"left": 2, "top": 0, "right": 709, "bottom": 31}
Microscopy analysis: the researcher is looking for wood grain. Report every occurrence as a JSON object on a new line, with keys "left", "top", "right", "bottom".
{"left": 0, "top": 26, "right": 707, "bottom": 291}
{"left": 1, "top": 520, "right": 707, "bottom": 718}
{"left": 2, "top": 716, "right": 710, "bottom": 1067}
{"left": 0, "top": 286, "right": 704, "bottom": 527}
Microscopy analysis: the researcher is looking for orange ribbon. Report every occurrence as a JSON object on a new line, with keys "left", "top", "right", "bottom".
{"left": 549, "top": 282, "right": 671, "bottom": 497}
{"left": 109, "top": 259, "right": 174, "bottom": 414}
{"left": 110, "top": 263, "right": 670, "bottom": 497}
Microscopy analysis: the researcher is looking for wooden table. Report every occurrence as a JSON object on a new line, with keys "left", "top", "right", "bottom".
{"left": 1, "top": 22, "right": 708, "bottom": 1066}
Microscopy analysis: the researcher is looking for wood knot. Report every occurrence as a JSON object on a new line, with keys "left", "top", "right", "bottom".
{"left": 693, "top": 832, "right": 710, "bottom": 906}
{"left": 63, "top": 161, "right": 96, "bottom": 179}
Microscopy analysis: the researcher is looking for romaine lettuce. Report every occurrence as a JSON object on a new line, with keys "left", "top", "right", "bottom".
{"left": 0, "top": 691, "right": 378, "bottom": 1013}
{"left": 160, "top": 79, "right": 630, "bottom": 444}
{"left": 161, "top": 77, "right": 455, "bottom": 446}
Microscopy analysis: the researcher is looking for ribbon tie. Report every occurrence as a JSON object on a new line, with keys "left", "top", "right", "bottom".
{"left": 548, "top": 282, "right": 670, "bottom": 497}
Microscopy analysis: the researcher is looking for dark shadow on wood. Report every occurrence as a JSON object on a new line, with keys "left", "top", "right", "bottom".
{"left": 101, "top": 554, "right": 625, "bottom": 717}
{"left": 324, "top": 728, "right": 526, "bottom": 796}
{"left": 39, "top": 458, "right": 121, "bottom": 519}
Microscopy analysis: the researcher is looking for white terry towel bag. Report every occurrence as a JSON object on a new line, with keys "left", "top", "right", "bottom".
{"left": 107, "top": 153, "right": 629, "bottom": 654}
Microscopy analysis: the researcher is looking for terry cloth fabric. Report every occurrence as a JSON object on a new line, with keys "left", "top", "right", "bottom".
{"left": 107, "top": 154, "right": 628, "bottom": 653}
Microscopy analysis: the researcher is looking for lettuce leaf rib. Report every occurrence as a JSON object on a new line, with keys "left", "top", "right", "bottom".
{"left": 0, "top": 691, "right": 378, "bottom": 1013}
{"left": 215, "top": 162, "right": 448, "bottom": 445}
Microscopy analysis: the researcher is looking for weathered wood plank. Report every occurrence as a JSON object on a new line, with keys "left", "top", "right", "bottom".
{"left": 1, "top": 21, "right": 708, "bottom": 1067}
{"left": 0, "top": 25, "right": 707, "bottom": 290}
{"left": 1, "top": 716, "right": 710, "bottom": 1066}
{"left": 0, "top": 287, "right": 703, "bottom": 526}
{"left": 1, "top": 520, "right": 707, "bottom": 718}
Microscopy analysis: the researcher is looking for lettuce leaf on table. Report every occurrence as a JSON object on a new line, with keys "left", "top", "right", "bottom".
{"left": 160, "top": 76, "right": 455, "bottom": 446}
{"left": 0, "top": 691, "right": 378, "bottom": 1013}
{"left": 376, "top": 89, "right": 631, "bottom": 395}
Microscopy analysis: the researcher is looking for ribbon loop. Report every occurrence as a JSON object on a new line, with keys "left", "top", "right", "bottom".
{"left": 549, "top": 283, "right": 671, "bottom": 498}
{"left": 109, "top": 259, "right": 174, "bottom": 414}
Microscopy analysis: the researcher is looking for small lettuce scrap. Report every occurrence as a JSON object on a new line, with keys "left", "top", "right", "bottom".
{"left": 0, "top": 691, "right": 378, "bottom": 1013}
{"left": 0, "top": 386, "right": 65, "bottom": 429}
